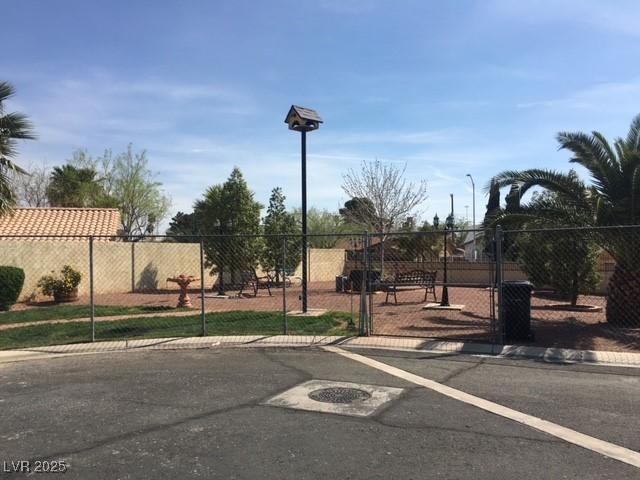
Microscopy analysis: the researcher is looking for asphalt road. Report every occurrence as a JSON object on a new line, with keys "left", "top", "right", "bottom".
{"left": 1, "top": 347, "right": 639, "bottom": 479}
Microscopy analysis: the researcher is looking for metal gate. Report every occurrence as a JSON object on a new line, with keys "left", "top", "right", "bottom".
{"left": 364, "top": 229, "right": 500, "bottom": 344}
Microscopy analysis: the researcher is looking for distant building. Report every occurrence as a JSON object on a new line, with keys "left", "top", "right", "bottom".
{"left": 0, "top": 207, "right": 122, "bottom": 240}
{"left": 462, "top": 226, "right": 487, "bottom": 261}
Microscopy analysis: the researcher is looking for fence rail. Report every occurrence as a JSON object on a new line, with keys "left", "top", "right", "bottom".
{"left": 0, "top": 226, "right": 638, "bottom": 354}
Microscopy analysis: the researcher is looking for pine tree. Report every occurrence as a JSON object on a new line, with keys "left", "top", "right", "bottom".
{"left": 261, "top": 188, "right": 301, "bottom": 283}
{"left": 194, "top": 168, "right": 262, "bottom": 286}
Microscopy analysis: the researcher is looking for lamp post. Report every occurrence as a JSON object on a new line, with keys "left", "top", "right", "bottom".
{"left": 433, "top": 213, "right": 450, "bottom": 306}
{"left": 466, "top": 174, "right": 476, "bottom": 261}
{"left": 285, "top": 105, "right": 323, "bottom": 313}
{"left": 435, "top": 195, "right": 455, "bottom": 307}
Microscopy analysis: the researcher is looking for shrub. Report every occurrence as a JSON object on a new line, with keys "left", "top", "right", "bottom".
{"left": 37, "top": 265, "right": 82, "bottom": 300}
{"left": 0, "top": 266, "right": 25, "bottom": 310}
{"left": 516, "top": 232, "right": 599, "bottom": 306}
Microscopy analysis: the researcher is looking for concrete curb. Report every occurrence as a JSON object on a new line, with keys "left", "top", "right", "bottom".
{"left": 1, "top": 335, "right": 639, "bottom": 367}
{"left": 341, "top": 337, "right": 640, "bottom": 366}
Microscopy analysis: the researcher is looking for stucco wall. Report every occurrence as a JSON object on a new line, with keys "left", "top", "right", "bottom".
{"left": 0, "top": 241, "right": 345, "bottom": 300}
{"left": 0, "top": 240, "right": 612, "bottom": 300}
{"left": 0, "top": 240, "right": 202, "bottom": 300}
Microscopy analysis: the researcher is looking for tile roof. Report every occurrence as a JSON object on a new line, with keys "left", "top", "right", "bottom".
{"left": 0, "top": 207, "right": 122, "bottom": 240}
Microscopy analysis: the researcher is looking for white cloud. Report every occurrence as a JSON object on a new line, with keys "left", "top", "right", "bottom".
{"left": 516, "top": 79, "right": 640, "bottom": 113}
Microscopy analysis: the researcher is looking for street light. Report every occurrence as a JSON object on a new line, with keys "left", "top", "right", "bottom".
{"left": 433, "top": 211, "right": 451, "bottom": 307}
{"left": 285, "top": 105, "right": 323, "bottom": 313}
{"left": 466, "top": 174, "right": 476, "bottom": 261}
{"left": 434, "top": 195, "right": 455, "bottom": 307}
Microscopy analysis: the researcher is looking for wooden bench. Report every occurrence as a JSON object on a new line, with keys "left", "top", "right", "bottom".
{"left": 378, "top": 270, "right": 437, "bottom": 305}
{"left": 238, "top": 269, "right": 273, "bottom": 297}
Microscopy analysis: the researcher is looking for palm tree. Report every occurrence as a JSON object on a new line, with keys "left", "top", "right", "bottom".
{"left": 488, "top": 113, "right": 640, "bottom": 325}
{"left": 47, "top": 164, "right": 107, "bottom": 207}
{"left": 0, "top": 82, "right": 36, "bottom": 215}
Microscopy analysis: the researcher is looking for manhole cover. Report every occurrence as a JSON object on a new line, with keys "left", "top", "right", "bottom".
{"left": 308, "top": 387, "right": 371, "bottom": 404}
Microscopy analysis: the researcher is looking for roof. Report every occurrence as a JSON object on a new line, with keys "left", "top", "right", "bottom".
{"left": 463, "top": 227, "right": 484, "bottom": 245}
{"left": 0, "top": 207, "right": 122, "bottom": 240}
{"left": 284, "top": 105, "right": 323, "bottom": 123}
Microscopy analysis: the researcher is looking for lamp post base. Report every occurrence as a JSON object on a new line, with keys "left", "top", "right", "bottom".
{"left": 440, "top": 286, "right": 450, "bottom": 307}
{"left": 423, "top": 303, "right": 464, "bottom": 311}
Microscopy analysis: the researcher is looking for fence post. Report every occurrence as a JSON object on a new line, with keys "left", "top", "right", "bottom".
{"left": 89, "top": 236, "right": 95, "bottom": 342}
{"left": 283, "top": 236, "right": 288, "bottom": 335}
{"left": 200, "top": 238, "right": 207, "bottom": 337}
{"left": 359, "top": 232, "right": 370, "bottom": 336}
{"left": 495, "top": 226, "right": 504, "bottom": 345}
{"left": 130, "top": 242, "right": 136, "bottom": 293}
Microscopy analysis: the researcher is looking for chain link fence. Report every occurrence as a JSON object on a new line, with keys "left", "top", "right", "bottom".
{"left": 0, "top": 227, "right": 638, "bottom": 354}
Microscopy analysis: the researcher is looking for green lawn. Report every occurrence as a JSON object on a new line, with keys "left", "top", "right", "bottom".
{"left": 0, "top": 311, "right": 356, "bottom": 350}
{"left": 0, "top": 304, "right": 181, "bottom": 325}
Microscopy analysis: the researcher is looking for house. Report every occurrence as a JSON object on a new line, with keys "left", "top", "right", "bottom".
{"left": 0, "top": 207, "right": 122, "bottom": 240}
{"left": 462, "top": 227, "right": 487, "bottom": 261}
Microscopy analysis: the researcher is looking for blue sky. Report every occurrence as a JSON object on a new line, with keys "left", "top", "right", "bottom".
{"left": 4, "top": 0, "right": 640, "bottom": 229}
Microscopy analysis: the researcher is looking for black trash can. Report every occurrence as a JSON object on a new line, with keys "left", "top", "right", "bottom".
{"left": 501, "top": 281, "right": 533, "bottom": 341}
{"left": 335, "top": 275, "right": 349, "bottom": 293}
{"left": 348, "top": 270, "right": 381, "bottom": 292}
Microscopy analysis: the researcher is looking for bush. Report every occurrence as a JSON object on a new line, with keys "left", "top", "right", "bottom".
{"left": 37, "top": 265, "right": 82, "bottom": 300}
{"left": 516, "top": 232, "right": 599, "bottom": 306}
{"left": 0, "top": 266, "right": 25, "bottom": 310}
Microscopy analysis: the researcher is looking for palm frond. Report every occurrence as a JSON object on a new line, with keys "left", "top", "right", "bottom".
{"left": 0, "top": 112, "right": 37, "bottom": 158}
{"left": 0, "top": 81, "right": 36, "bottom": 215}
{"left": 556, "top": 131, "right": 619, "bottom": 197}
{"left": 489, "top": 169, "right": 590, "bottom": 210}
{"left": 0, "top": 165, "right": 17, "bottom": 215}
{"left": 625, "top": 113, "right": 640, "bottom": 150}
{"left": 592, "top": 131, "right": 620, "bottom": 170}
{"left": 0, "top": 82, "right": 15, "bottom": 106}
{"left": 632, "top": 165, "right": 640, "bottom": 223}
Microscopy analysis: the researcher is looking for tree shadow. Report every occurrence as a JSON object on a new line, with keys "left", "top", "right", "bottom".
{"left": 136, "top": 264, "right": 159, "bottom": 292}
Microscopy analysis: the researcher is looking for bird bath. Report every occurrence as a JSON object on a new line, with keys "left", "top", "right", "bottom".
{"left": 166, "top": 275, "right": 199, "bottom": 308}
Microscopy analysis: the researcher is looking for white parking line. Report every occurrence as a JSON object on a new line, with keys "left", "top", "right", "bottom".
{"left": 323, "top": 346, "right": 640, "bottom": 469}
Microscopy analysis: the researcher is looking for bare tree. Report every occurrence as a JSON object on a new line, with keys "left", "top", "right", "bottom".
{"left": 342, "top": 159, "right": 427, "bottom": 276}
{"left": 341, "top": 159, "right": 427, "bottom": 234}
{"left": 11, "top": 161, "right": 50, "bottom": 207}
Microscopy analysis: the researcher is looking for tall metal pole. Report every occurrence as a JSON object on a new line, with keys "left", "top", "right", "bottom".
{"left": 282, "top": 236, "right": 288, "bottom": 334}
{"left": 440, "top": 227, "right": 449, "bottom": 306}
{"left": 89, "top": 236, "right": 95, "bottom": 342}
{"left": 467, "top": 174, "right": 476, "bottom": 261}
{"left": 301, "top": 130, "right": 308, "bottom": 313}
{"left": 200, "top": 238, "right": 207, "bottom": 336}
{"left": 495, "top": 226, "right": 504, "bottom": 344}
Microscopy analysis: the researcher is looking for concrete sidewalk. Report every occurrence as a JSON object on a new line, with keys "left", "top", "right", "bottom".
{"left": 2, "top": 334, "right": 640, "bottom": 367}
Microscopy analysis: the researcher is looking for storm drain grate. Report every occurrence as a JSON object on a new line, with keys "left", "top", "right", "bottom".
{"left": 264, "top": 380, "right": 404, "bottom": 417}
{"left": 308, "top": 387, "right": 371, "bottom": 404}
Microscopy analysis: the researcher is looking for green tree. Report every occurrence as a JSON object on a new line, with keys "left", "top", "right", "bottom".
{"left": 395, "top": 219, "right": 440, "bottom": 263}
{"left": 166, "top": 211, "right": 198, "bottom": 241}
{"left": 0, "top": 82, "right": 36, "bottom": 215}
{"left": 339, "top": 197, "right": 376, "bottom": 229}
{"left": 488, "top": 113, "right": 640, "bottom": 325}
{"left": 294, "top": 207, "right": 349, "bottom": 248}
{"left": 516, "top": 230, "right": 600, "bottom": 306}
{"left": 59, "top": 146, "right": 170, "bottom": 237}
{"left": 47, "top": 164, "right": 110, "bottom": 207}
{"left": 260, "top": 188, "right": 301, "bottom": 282}
{"left": 107, "top": 145, "right": 170, "bottom": 237}
{"left": 194, "top": 168, "right": 262, "bottom": 286}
